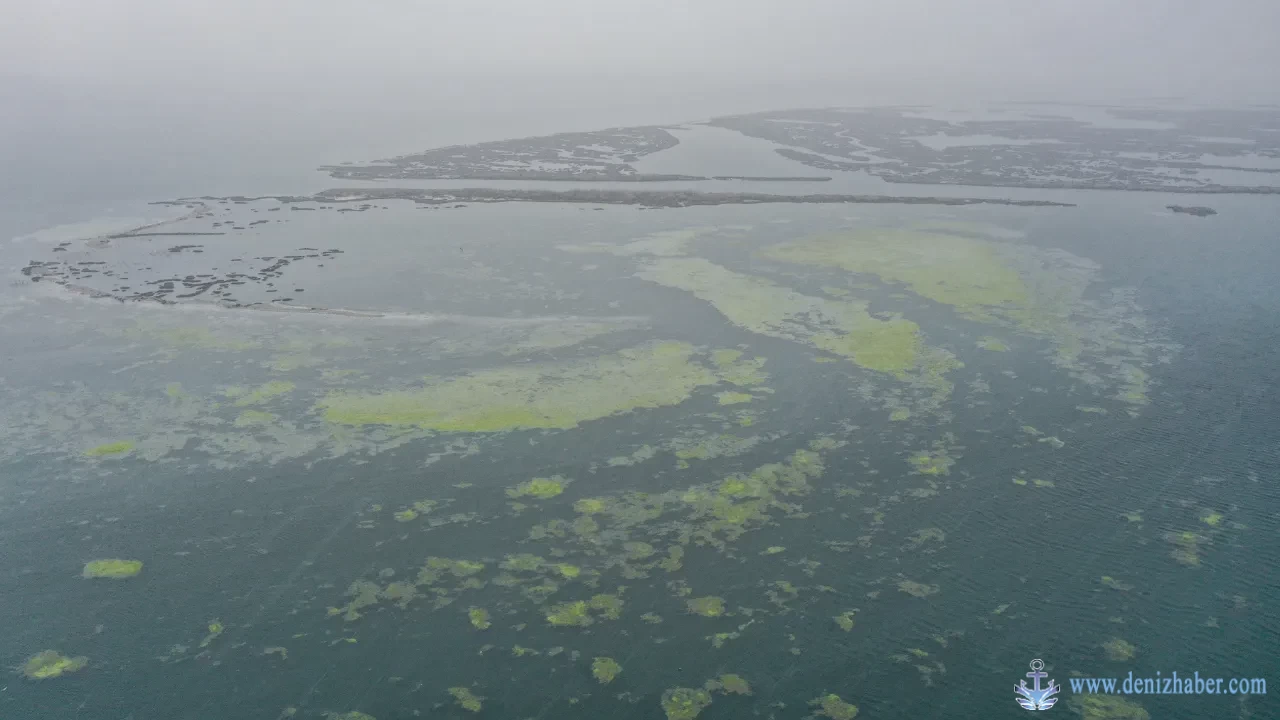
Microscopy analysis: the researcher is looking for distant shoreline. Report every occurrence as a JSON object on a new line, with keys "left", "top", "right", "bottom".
{"left": 162, "top": 188, "right": 1076, "bottom": 209}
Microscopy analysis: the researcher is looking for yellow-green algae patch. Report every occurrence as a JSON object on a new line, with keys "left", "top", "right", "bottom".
{"left": 661, "top": 687, "right": 713, "bottom": 720}
{"left": 592, "top": 656, "right": 622, "bottom": 684}
{"left": 85, "top": 441, "right": 134, "bottom": 457}
{"left": 710, "top": 349, "right": 770, "bottom": 386}
{"left": 764, "top": 227, "right": 1167, "bottom": 405}
{"left": 687, "top": 596, "right": 726, "bottom": 617}
{"left": 715, "top": 391, "right": 754, "bottom": 405}
{"left": 231, "top": 380, "right": 295, "bottom": 407}
{"left": 234, "top": 410, "right": 277, "bottom": 427}
{"left": 318, "top": 341, "right": 717, "bottom": 431}
{"left": 834, "top": 610, "right": 857, "bottom": 631}
{"left": 22, "top": 650, "right": 87, "bottom": 679}
{"left": 898, "top": 579, "right": 940, "bottom": 598}
{"left": 765, "top": 228, "right": 1035, "bottom": 324}
{"left": 1169, "top": 531, "right": 1202, "bottom": 567}
{"left": 589, "top": 593, "right": 624, "bottom": 619}
{"left": 1102, "top": 637, "right": 1136, "bottom": 662}
{"left": 507, "top": 475, "right": 569, "bottom": 499}
{"left": 546, "top": 600, "right": 592, "bottom": 627}
{"left": 978, "top": 337, "right": 1010, "bottom": 352}
{"left": 634, "top": 257, "right": 923, "bottom": 376}
{"left": 812, "top": 693, "right": 859, "bottom": 720}
{"left": 713, "top": 674, "right": 751, "bottom": 695}
{"left": 448, "top": 687, "right": 483, "bottom": 713}
{"left": 326, "top": 712, "right": 374, "bottom": 720}
{"left": 1072, "top": 695, "right": 1149, "bottom": 720}
{"left": 83, "top": 558, "right": 143, "bottom": 579}
{"left": 468, "top": 608, "right": 491, "bottom": 630}
{"left": 199, "top": 619, "right": 224, "bottom": 648}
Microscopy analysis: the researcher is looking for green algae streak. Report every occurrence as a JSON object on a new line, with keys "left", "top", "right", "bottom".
{"left": 318, "top": 341, "right": 717, "bottom": 431}
{"left": 764, "top": 229, "right": 1034, "bottom": 325}
{"left": 22, "top": 650, "right": 87, "bottom": 679}
{"left": 82, "top": 558, "right": 143, "bottom": 579}
{"left": 85, "top": 441, "right": 134, "bottom": 457}
{"left": 635, "top": 257, "right": 921, "bottom": 374}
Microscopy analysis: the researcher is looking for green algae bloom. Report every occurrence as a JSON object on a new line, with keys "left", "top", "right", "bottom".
{"left": 507, "top": 475, "right": 569, "bottom": 499}
{"left": 661, "top": 687, "right": 713, "bottom": 720}
{"left": 448, "top": 687, "right": 483, "bottom": 713}
{"left": 1201, "top": 511, "right": 1224, "bottom": 527}
{"left": 635, "top": 257, "right": 922, "bottom": 375}
{"left": 812, "top": 693, "right": 859, "bottom": 720}
{"left": 21, "top": 650, "right": 87, "bottom": 679}
{"left": 834, "top": 611, "right": 857, "bottom": 632}
{"left": 555, "top": 563, "right": 581, "bottom": 579}
{"left": 687, "top": 596, "right": 726, "bottom": 617}
{"left": 85, "top": 441, "right": 134, "bottom": 457}
{"left": 82, "top": 558, "right": 143, "bottom": 579}
{"left": 909, "top": 450, "right": 953, "bottom": 476}
{"left": 232, "top": 380, "right": 295, "bottom": 407}
{"left": 233, "top": 410, "right": 277, "bottom": 427}
{"left": 546, "top": 600, "right": 592, "bottom": 627}
{"left": 422, "top": 557, "right": 485, "bottom": 579}
{"left": 977, "top": 337, "right": 1010, "bottom": 352}
{"left": 501, "top": 554, "right": 545, "bottom": 572}
{"left": 318, "top": 341, "right": 717, "bottom": 431}
{"left": 589, "top": 593, "right": 624, "bottom": 619}
{"left": 468, "top": 608, "right": 491, "bottom": 630}
{"left": 1100, "top": 576, "right": 1134, "bottom": 591}
{"left": 1073, "top": 695, "right": 1149, "bottom": 720}
{"left": 326, "top": 712, "right": 374, "bottom": 720}
{"left": 1102, "top": 637, "right": 1136, "bottom": 662}
{"left": 712, "top": 350, "right": 770, "bottom": 387}
{"left": 898, "top": 580, "right": 940, "bottom": 598}
{"left": 1170, "top": 531, "right": 1202, "bottom": 567}
{"left": 199, "top": 619, "right": 225, "bottom": 648}
{"left": 592, "top": 656, "right": 622, "bottom": 684}
{"left": 715, "top": 674, "right": 751, "bottom": 695}
{"left": 392, "top": 509, "right": 418, "bottom": 522}
{"left": 715, "top": 391, "right": 754, "bottom": 405}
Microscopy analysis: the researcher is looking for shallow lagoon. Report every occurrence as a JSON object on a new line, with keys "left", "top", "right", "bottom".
{"left": 2, "top": 189, "right": 1279, "bottom": 720}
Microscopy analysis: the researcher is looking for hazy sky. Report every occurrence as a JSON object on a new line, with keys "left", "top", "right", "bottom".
{"left": 5, "top": 0, "right": 1280, "bottom": 103}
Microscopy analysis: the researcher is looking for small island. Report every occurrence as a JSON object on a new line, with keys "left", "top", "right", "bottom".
{"left": 1167, "top": 205, "right": 1218, "bottom": 217}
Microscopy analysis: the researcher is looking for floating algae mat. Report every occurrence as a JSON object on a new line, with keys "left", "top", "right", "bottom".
{"left": 6, "top": 188, "right": 1238, "bottom": 720}
{"left": 317, "top": 341, "right": 724, "bottom": 431}
{"left": 635, "top": 257, "right": 924, "bottom": 375}
{"left": 761, "top": 225, "right": 1171, "bottom": 404}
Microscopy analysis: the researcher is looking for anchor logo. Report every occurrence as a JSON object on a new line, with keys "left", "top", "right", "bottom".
{"left": 1016, "top": 659, "right": 1060, "bottom": 711}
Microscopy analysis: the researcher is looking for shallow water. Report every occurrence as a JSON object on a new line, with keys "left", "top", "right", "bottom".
{"left": 3, "top": 180, "right": 1279, "bottom": 720}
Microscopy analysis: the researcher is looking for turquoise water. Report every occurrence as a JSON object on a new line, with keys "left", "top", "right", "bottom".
{"left": 2, "top": 188, "right": 1277, "bottom": 719}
